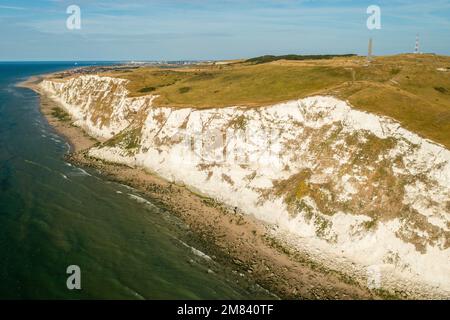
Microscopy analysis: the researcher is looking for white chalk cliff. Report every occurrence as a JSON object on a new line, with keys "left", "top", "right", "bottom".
{"left": 40, "top": 75, "right": 450, "bottom": 298}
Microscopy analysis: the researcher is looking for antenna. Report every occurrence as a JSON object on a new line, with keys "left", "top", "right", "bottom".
{"left": 414, "top": 34, "right": 420, "bottom": 54}
{"left": 368, "top": 38, "right": 373, "bottom": 61}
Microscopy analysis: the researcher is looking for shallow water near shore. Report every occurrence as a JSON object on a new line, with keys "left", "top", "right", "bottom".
{"left": 0, "top": 62, "right": 270, "bottom": 299}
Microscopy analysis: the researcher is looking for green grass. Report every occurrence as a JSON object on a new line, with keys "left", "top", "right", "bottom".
{"left": 104, "top": 126, "right": 142, "bottom": 152}
{"left": 334, "top": 55, "right": 450, "bottom": 149}
{"left": 138, "top": 86, "right": 156, "bottom": 93}
{"left": 51, "top": 107, "right": 71, "bottom": 122}
{"left": 106, "top": 63, "right": 351, "bottom": 108}
{"left": 100, "top": 53, "right": 450, "bottom": 148}
{"left": 245, "top": 54, "right": 357, "bottom": 64}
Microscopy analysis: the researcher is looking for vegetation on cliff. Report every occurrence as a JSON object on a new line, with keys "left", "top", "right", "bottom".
{"left": 100, "top": 54, "right": 450, "bottom": 149}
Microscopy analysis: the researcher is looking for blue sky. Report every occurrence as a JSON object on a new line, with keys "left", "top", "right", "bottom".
{"left": 0, "top": 0, "right": 449, "bottom": 61}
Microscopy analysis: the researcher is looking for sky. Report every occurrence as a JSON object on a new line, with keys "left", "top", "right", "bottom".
{"left": 0, "top": 0, "right": 449, "bottom": 61}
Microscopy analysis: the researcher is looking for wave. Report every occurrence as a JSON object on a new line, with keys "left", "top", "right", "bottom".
{"left": 178, "top": 240, "right": 213, "bottom": 262}
{"left": 127, "top": 193, "right": 160, "bottom": 212}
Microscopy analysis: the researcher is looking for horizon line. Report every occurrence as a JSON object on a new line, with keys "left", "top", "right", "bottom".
{"left": 0, "top": 52, "right": 447, "bottom": 63}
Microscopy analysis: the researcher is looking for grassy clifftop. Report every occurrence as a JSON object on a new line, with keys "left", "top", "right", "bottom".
{"left": 245, "top": 54, "right": 357, "bottom": 64}
{"left": 99, "top": 54, "right": 450, "bottom": 149}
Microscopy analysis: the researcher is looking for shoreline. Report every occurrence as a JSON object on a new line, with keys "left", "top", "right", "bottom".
{"left": 22, "top": 76, "right": 378, "bottom": 300}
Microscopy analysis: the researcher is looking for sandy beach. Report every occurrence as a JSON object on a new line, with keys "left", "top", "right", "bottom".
{"left": 21, "top": 76, "right": 377, "bottom": 300}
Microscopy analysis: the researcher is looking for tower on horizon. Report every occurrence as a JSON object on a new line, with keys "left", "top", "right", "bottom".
{"left": 368, "top": 38, "right": 373, "bottom": 61}
{"left": 414, "top": 34, "right": 420, "bottom": 54}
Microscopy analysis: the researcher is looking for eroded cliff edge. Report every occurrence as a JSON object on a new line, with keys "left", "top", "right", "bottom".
{"left": 39, "top": 75, "right": 450, "bottom": 298}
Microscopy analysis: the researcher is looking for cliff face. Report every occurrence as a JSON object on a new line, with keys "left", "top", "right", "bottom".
{"left": 40, "top": 76, "right": 156, "bottom": 140}
{"left": 40, "top": 75, "right": 450, "bottom": 298}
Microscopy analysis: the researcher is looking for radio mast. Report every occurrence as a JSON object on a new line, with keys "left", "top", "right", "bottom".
{"left": 414, "top": 34, "right": 420, "bottom": 54}
{"left": 368, "top": 38, "right": 373, "bottom": 61}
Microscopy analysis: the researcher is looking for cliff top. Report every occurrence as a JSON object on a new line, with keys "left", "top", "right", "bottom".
{"left": 50, "top": 54, "right": 450, "bottom": 149}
